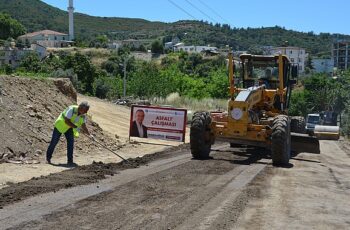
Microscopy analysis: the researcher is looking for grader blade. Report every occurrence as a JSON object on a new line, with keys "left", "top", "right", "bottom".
{"left": 291, "top": 133, "right": 320, "bottom": 154}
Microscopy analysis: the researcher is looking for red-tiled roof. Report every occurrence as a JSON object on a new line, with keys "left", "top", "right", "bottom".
{"left": 19, "top": 30, "right": 68, "bottom": 38}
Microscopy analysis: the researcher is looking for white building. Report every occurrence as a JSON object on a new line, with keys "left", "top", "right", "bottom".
{"left": 18, "top": 30, "right": 70, "bottom": 48}
{"left": 173, "top": 43, "right": 218, "bottom": 53}
{"left": 312, "top": 58, "right": 334, "bottom": 74}
{"left": 164, "top": 42, "right": 174, "bottom": 50}
{"left": 164, "top": 37, "right": 181, "bottom": 50}
{"left": 107, "top": 41, "right": 122, "bottom": 50}
{"left": 30, "top": 44, "right": 47, "bottom": 59}
{"left": 268, "top": 46, "right": 306, "bottom": 73}
{"left": 121, "top": 39, "right": 143, "bottom": 49}
{"left": 0, "top": 44, "right": 47, "bottom": 68}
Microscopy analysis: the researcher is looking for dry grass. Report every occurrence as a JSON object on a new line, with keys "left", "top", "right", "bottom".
{"left": 150, "top": 93, "right": 227, "bottom": 112}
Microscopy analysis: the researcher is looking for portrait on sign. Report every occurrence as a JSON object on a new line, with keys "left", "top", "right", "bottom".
{"left": 130, "top": 109, "right": 148, "bottom": 138}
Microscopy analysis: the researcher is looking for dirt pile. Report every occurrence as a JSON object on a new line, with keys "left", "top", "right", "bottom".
{"left": 0, "top": 75, "right": 123, "bottom": 164}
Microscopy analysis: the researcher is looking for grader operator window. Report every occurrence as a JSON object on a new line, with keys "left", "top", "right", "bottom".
{"left": 242, "top": 59, "right": 279, "bottom": 89}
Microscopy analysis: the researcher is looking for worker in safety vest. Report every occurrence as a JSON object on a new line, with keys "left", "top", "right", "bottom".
{"left": 46, "top": 101, "right": 94, "bottom": 166}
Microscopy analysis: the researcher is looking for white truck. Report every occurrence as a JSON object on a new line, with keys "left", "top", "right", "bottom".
{"left": 306, "top": 113, "right": 320, "bottom": 134}
{"left": 306, "top": 112, "right": 340, "bottom": 140}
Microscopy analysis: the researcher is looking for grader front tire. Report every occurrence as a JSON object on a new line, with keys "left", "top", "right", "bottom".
{"left": 271, "top": 115, "right": 291, "bottom": 165}
{"left": 190, "top": 111, "right": 212, "bottom": 159}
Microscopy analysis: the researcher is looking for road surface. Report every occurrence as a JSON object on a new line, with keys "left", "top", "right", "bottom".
{"left": 1, "top": 140, "right": 349, "bottom": 229}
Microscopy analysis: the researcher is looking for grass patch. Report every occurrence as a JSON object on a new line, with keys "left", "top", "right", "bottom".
{"left": 150, "top": 92, "right": 227, "bottom": 112}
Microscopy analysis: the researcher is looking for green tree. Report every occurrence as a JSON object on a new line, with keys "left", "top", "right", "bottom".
{"left": 19, "top": 52, "right": 41, "bottom": 72}
{"left": 117, "top": 46, "right": 130, "bottom": 56}
{"left": 306, "top": 55, "right": 314, "bottom": 70}
{"left": 94, "top": 35, "right": 108, "bottom": 48}
{"left": 63, "top": 53, "right": 97, "bottom": 94}
{"left": 0, "top": 13, "right": 26, "bottom": 39}
{"left": 16, "top": 39, "right": 24, "bottom": 48}
{"left": 3, "top": 64, "right": 13, "bottom": 75}
{"left": 151, "top": 40, "right": 164, "bottom": 54}
{"left": 93, "top": 73, "right": 123, "bottom": 99}
{"left": 247, "top": 45, "right": 263, "bottom": 55}
{"left": 341, "top": 103, "right": 350, "bottom": 136}
{"left": 128, "top": 61, "right": 164, "bottom": 97}
{"left": 303, "top": 74, "right": 345, "bottom": 113}
{"left": 289, "top": 90, "right": 308, "bottom": 116}
{"left": 207, "top": 68, "right": 229, "bottom": 98}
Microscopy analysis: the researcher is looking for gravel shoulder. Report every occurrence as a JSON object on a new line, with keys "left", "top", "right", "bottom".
{"left": 233, "top": 140, "right": 350, "bottom": 229}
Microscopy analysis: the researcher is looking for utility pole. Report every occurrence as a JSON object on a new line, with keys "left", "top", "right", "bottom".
{"left": 123, "top": 58, "right": 127, "bottom": 97}
{"left": 122, "top": 55, "right": 131, "bottom": 97}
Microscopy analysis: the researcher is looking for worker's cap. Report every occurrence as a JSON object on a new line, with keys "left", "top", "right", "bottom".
{"left": 79, "top": 101, "right": 90, "bottom": 110}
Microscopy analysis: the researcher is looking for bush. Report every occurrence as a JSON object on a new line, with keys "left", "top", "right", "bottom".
{"left": 151, "top": 40, "right": 164, "bottom": 54}
{"left": 93, "top": 75, "right": 123, "bottom": 99}
{"left": 93, "top": 77, "right": 110, "bottom": 99}
{"left": 19, "top": 52, "right": 41, "bottom": 72}
{"left": 50, "top": 68, "right": 78, "bottom": 88}
{"left": 4, "top": 64, "right": 13, "bottom": 74}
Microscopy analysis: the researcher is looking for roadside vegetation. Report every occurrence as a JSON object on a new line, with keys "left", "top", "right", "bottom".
{"left": 1, "top": 12, "right": 350, "bottom": 137}
{"left": 289, "top": 71, "right": 350, "bottom": 136}
{"left": 2, "top": 48, "right": 350, "bottom": 136}
{"left": 0, "top": 48, "right": 228, "bottom": 99}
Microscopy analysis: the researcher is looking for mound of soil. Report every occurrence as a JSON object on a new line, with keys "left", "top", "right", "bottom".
{"left": 0, "top": 75, "right": 123, "bottom": 164}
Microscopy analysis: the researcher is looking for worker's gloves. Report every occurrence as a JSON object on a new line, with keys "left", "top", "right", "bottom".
{"left": 89, "top": 134, "right": 96, "bottom": 141}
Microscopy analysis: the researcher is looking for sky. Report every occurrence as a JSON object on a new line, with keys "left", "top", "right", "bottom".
{"left": 41, "top": 0, "right": 350, "bottom": 35}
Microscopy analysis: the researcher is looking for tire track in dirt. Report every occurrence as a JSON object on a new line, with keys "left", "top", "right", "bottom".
{"left": 1, "top": 145, "right": 268, "bottom": 230}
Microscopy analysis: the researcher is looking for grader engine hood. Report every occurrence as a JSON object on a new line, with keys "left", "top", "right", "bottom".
{"left": 228, "top": 86, "right": 264, "bottom": 136}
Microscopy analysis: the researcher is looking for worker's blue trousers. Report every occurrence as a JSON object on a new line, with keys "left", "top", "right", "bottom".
{"left": 46, "top": 128, "right": 74, "bottom": 163}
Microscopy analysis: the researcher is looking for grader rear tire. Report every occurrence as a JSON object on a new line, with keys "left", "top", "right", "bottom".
{"left": 271, "top": 115, "right": 291, "bottom": 165}
{"left": 291, "top": 116, "right": 306, "bottom": 133}
{"left": 190, "top": 111, "right": 212, "bottom": 159}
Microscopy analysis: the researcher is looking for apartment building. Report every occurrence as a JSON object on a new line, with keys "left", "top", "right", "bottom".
{"left": 268, "top": 46, "right": 306, "bottom": 73}
{"left": 333, "top": 41, "right": 350, "bottom": 70}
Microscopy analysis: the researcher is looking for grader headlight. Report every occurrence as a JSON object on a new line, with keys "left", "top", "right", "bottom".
{"left": 231, "top": 108, "right": 243, "bottom": 120}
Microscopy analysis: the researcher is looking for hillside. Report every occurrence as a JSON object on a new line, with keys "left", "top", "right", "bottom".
{"left": 1, "top": 0, "right": 350, "bottom": 54}
{"left": 0, "top": 0, "right": 168, "bottom": 40}
{"left": 0, "top": 75, "right": 122, "bottom": 164}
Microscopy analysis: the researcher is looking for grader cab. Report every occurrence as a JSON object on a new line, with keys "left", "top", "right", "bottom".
{"left": 190, "top": 53, "right": 319, "bottom": 165}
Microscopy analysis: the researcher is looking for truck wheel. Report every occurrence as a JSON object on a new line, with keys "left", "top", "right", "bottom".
{"left": 271, "top": 115, "right": 291, "bottom": 165}
{"left": 190, "top": 111, "right": 212, "bottom": 159}
{"left": 291, "top": 116, "right": 306, "bottom": 133}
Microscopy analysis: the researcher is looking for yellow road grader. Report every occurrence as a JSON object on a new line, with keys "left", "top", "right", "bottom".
{"left": 190, "top": 53, "right": 319, "bottom": 165}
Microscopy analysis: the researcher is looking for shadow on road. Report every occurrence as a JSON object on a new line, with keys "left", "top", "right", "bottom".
{"left": 211, "top": 147, "right": 268, "bottom": 165}
{"left": 291, "top": 157, "right": 321, "bottom": 164}
{"left": 211, "top": 146, "right": 295, "bottom": 168}
{"left": 50, "top": 163, "right": 79, "bottom": 168}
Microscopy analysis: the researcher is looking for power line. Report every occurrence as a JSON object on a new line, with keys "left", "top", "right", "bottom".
{"left": 184, "top": 0, "right": 217, "bottom": 23}
{"left": 197, "top": 0, "right": 231, "bottom": 25}
{"left": 167, "top": 0, "right": 197, "bottom": 20}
